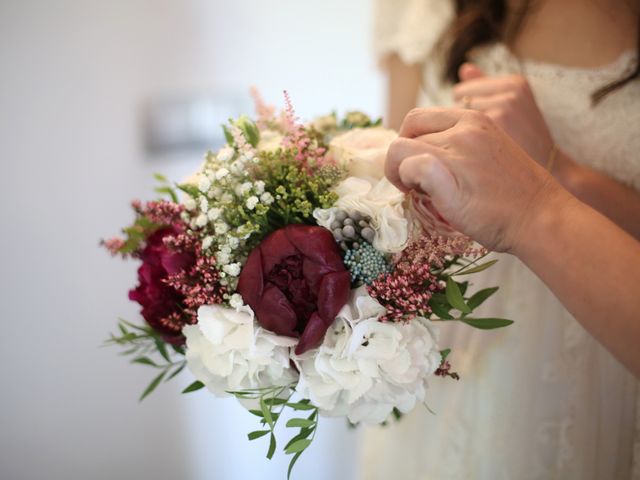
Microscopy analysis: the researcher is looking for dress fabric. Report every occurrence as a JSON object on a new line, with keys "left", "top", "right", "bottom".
{"left": 362, "top": 1, "right": 640, "bottom": 479}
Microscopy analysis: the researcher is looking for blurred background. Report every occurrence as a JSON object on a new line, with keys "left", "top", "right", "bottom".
{"left": 0, "top": 1, "right": 383, "bottom": 479}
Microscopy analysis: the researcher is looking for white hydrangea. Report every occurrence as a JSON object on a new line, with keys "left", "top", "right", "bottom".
{"left": 199, "top": 197, "right": 209, "bottom": 213}
{"left": 195, "top": 213, "right": 208, "bottom": 228}
{"left": 207, "top": 207, "right": 222, "bottom": 221}
{"left": 260, "top": 192, "right": 274, "bottom": 205}
{"left": 254, "top": 180, "right": 265, "bottom": 195}
{"left": 214, "top": 222, "right": 229, "bottom": 235}
{"left": 222, "top": 262, "right": 241, "bottom": 277}
{"left": 293, "top": 287, "right": 442, "bottom": 424}
{"left": 215, "top": 168, "right": 230, "bottom": 180}
{"left": 183, "top": 196, "right": 196, "bottom": 211}
{"left": 198, "top": 176, "right": 212, "bottom": 193}
{"left": 184, "top": 304, "right": 298, "bottom": 397}
{"left": 202, "top": 236, "right": 214, "bottom": 250}
{"left": 246, "top": 196, "right": 259, "bottom": 210}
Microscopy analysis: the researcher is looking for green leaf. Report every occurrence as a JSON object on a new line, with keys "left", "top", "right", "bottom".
{"left": 284, "top": 428, "right": 313, "bottom": 451}
{"left": 430, "top": 293, "right": 449, "bottom": 305}
{"left": 286, "top": 401, "right": 316, "bottom": 411}
{"left": 181, "top": 380, "right": 205, "bottom": 394}
{"left": 445, "top": 278, "right": 471, "bottom": 314}
{"left": 287, "top": 451, "right": 303, "bottom": 480}
{"left": 249, "top": 409, "right": 264, "bottom": 418}
{"left": 155, "top": 339, "right": 171, "bottom": 363}
{"left": 461, "top": 317, "right": 514, "bottom": 330}
{"left": 467, "top": 287, "right": 499, "bottom": 311}
{"left": 177, "top": 183, "right": 200, "bottom": 198}
{"left": 264, "top": 397, "right": 287, "bottom": 407}
{"left": 260, "top": 397, "right": 274, "bottom": 427}
{"left": 166, "top": 362, "right": 186, "bottom": 381}
{"left": 153, "top": 173, "right": 168, "bottom": 182}
{"left": 154, "top": 186, "right": 178, "bottom": 203}
{"left": 237, "top": 116, "right": 260, "bottom": 148}
{"left": 139, "top": 370, "right": 167, "bottom": 401}
{"left": 248, "top": 430, "right": 270, "bottom": 441}
{"left": 286, "top": 418, "right": 315, "bottom": 428}
{"left": 285, "top": 438, "right": 312, "bottom": 454}
{"left": 222, "top": 124, "right": 234, "bottom": 146}
{"left": 454, "top": 259, "right": 498, "bottom": 276}
{"left": 267, "top": 433, "right": 277, "bottom": 460}
{"left": 132, "top": 357, "right": 157, "bottom": 367}
{"left": 430, "top": 302, "right": 453, "bottom": 320}
{"left": 440, "top": 348, "right": 452, "bottom": 362}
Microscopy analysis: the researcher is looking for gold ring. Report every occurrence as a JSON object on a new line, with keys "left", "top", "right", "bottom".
{"left": 462, "top": 95, "right": 472, "bottom": 109}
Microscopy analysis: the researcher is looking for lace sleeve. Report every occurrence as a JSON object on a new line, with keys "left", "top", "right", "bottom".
{"left": 373, "top": 0, "right": 455, "bottom": 65}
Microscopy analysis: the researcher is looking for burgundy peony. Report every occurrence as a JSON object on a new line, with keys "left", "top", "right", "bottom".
{"left": 237, "top": 225, "right": 351, "bottom": 355}
{"left": 129, "top": 226, "right": 195, "bottom": 345}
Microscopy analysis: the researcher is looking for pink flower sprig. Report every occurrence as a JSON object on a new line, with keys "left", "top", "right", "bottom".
{"left": 367, "top": 261, "right": 440, "bottom": 323}
{"left": 280, "top": 91, "right": 327, "bottom": 167}
{"left": 250, "top": 86, "right": 276, "bottom": 128}
{"left": 137, "top": 200, "right": 184, "bottom": 227}
{"left": 435, "top": 360, "right": 460, "bottom": 380}
{"left": 397, "top": 232, "right": 486, "bottom": 270}
{"left": 163, "top": 233, "right": 227, "bottom": 320}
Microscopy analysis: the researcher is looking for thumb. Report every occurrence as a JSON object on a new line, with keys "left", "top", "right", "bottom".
{"left": 459, "top": 62, "right": 485, "bottom": 81}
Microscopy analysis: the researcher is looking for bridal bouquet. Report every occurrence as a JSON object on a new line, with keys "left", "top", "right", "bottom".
{"left": 103, "top": 91, "right": 512, "bottom": 478}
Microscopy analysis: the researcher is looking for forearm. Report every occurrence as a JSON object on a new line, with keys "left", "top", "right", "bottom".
{"left": 555, "top": 150, "right": 640, "bottom": 239}
{"left": 385, "top": 54, "right": 422, "bottom": 131}
{"left": 513, "top": 187, "right": 640, "bottom": 376}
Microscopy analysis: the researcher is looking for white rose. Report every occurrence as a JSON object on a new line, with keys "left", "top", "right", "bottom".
{"left": 294, "top": 287, "right": 441, "bottom": 424}
{"left": 329, "top": 127, "right": 397, "bottom": 181}
{"left": 184, "top": 304, "right": 298, "bottom": 397}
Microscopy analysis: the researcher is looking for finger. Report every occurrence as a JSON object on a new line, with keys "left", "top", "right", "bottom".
{"left": 397, "top": 153, "right": 458, "bottom": 203}
{"left": 385, "top": 137, "right": 443, "bottom": 192}
{"left": 458, "top": 62, "right": 485, "bottom": 81}
{"left": 398, "top": 107, "right": 465, "bottom": 139}
{"left": 452, "top": 76, "right": 516, "bottom": 100}
{"left": 454, "top": 92, "right": 512, "bottom": 111}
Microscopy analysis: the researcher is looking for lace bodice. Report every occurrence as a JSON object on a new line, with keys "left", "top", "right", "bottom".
{"left": 364, "top": 1, "right": 640, "bottom": 479}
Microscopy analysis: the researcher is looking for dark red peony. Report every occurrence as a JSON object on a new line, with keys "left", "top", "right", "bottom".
{"left": 129, "top": 226, "right": 195, "bottom": 345}
{"left": 237, "top": 225, "right": 351, "bottom": 355}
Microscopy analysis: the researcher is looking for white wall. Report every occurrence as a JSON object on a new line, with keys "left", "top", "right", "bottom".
{"left": 0, "top": 1, "right": 383, "bottom": 479}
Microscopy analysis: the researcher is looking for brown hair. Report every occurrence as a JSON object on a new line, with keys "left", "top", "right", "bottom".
{"left": 441, "top": 0, "right": 640, "bottom": 104}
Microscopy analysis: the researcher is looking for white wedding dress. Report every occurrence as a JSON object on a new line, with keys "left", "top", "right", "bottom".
{"left": 360, "top": 1, "right": 640, "bottom": 479}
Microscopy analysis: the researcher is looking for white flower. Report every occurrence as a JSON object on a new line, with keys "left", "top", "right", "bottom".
{"left": 293, "top": 287, "right": 441, "bottom": 424}
{"left": 228, "top": 236, "right": 240, "bottom": 249}
{"left": 315, "top": 177, "right": 408, "bottom": 253}
{"left": 214, "top": 222, "right": 229, "bottom": 235}
{"left": 207, "top": 207, "right": 222, "bottom": 221}
{"left": 217, "top": 146, "right": 234, "bottom": 162}
{"left": 223, "top": 262, "right": 241, "bottom": 277}
{"left": 260, "top": 192, "right": 274, "bottom": 205}
{"left": 329, "top": 127, "right": 397, "bottom": 181}
{"left": 221, "top": 193, "right": 233, "bottom": 203}
{"left": 184, "top": 305, "right": 298, "bottom": 397}
{"left": 202, "top": 236, "right": 214, "bottom": 250}
{"left": 183, "top": 196, "right": 196, "bottom": 211}
{"left": 237, "top": 182, "right": 253, "bottom": 196}
{"left": 246, "top": 196, "right": 259, "bottom": 210}
{"left": 195, "top": 213, "right": 208, "bottom": 228}
{"left": 215, "top": 168, "right": 230, "bottom": 180}
{"left": 229, "top": 293, "right": 244, "bottom": 310}
{"left": 216, "top": 250, "right": 231, "bottom": 265}
{"left": 199, "top": 197, "right": 209, "bottom": 213}
{"left": 254, "top": 180, "right": 265, "bottom": 195}
{"left": 198, "top": 176, "right": 212, "bottom": 193}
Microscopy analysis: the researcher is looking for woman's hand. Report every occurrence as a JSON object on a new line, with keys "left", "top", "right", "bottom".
{"left": 385, "top": 107, "right": 571, "bottom": 253}
{"left": 452, "top": 63, "right": 555, "bottom": 167}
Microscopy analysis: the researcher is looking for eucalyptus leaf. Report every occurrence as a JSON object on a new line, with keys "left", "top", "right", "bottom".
{"left": 181, "top": 380, "right": 205, "bottom": 394}
{"left": 454, "top": 259, "right": 498, "bottom": 276}
{"left": 286, "top": 418, "right": 315, "bottom": 428}
{"left": 139, "top": 370, "right": 167, "bottom": 401}
{"left": 267, "top": 433, "right": 277, "bottom": 460}
{"left": 467, "top": 287, "right": 499, "bottom": 310}
{"left": 445, "top": 278, "right": 471, "bottom": 314}
{"left": 285, "top": 438, "right": 312, "bottom": 454}
{"left": 248, "top": 430, "right": 270, "bottom": 441}
{"left": 461, "top": 317, "right": 514, "bottom": 330}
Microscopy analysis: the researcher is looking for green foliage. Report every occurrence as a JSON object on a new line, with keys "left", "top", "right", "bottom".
{"left": 105, "top": 319, "right": 187, "bottom": 401}
{"left": 231, "top": 386, "right": 319, "bottom": 479}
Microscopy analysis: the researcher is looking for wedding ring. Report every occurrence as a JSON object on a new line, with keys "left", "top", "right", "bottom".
{"left": 462, "top": 95, "right": 472, "bottom": 109}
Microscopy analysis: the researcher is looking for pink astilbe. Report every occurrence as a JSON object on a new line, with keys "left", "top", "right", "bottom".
{"left": 397, "top": 232, "right": 486, "bottom": 270}
{"left": 280, "top": 91, "right": 327, "bottom": 167}
{"left": 102, "top": 237, "right": 126, "bottom": 256}
{"left": 134, "top": 199, "right": 184, "bottom": 227}
{"left": 368, "top": 261, "right": 440, "bottom": 323}
{"left": 250, "top": 86, "right": 276, "bottom": 128}
{"left": 163, "top": 233, "right": 227, "bottom": 322}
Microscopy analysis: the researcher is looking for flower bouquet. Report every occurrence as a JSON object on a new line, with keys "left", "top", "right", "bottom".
{"left": 104, "top": 91, "right": 512, "bottom": 478}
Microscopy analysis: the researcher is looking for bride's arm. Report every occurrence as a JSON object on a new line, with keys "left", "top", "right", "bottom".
{"left": 384, "top": 53, "right": 422, "bottom": 130}
{"left": 453, "top": 63, "right": 640, "bottom": 239}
